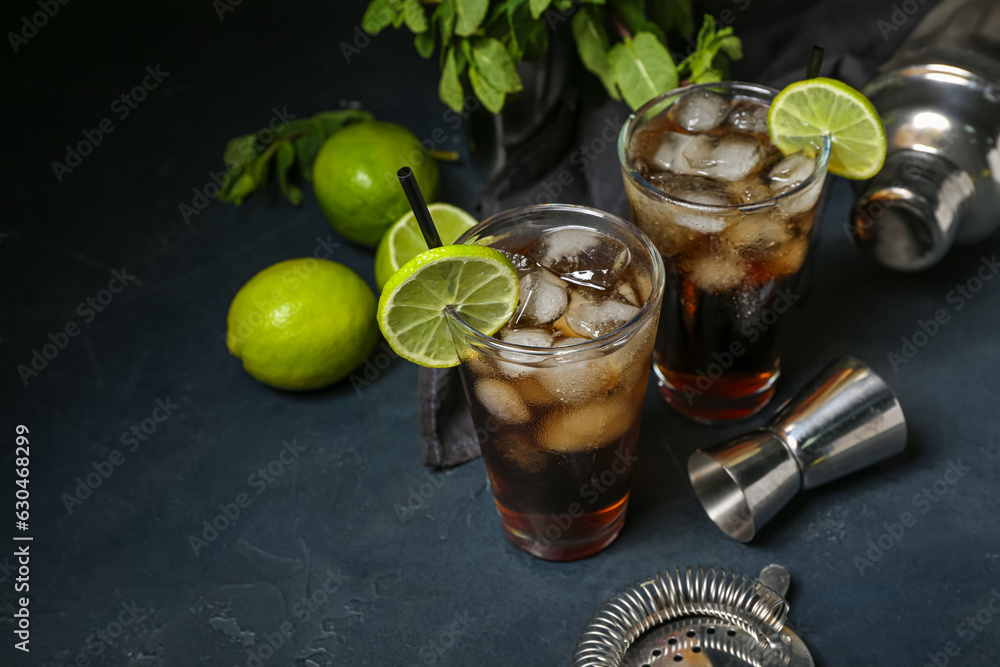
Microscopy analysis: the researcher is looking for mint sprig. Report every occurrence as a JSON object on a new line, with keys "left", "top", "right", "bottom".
{"left": 677, "top": 15, "right": 743, "bottom": 84}
{"left": 218, "top": 109, "right": 373, "bottom": 206}
{"left": 361, "top": 0, "right": 742, "bottom": 113}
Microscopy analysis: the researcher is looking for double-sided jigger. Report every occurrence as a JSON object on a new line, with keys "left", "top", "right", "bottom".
{"left": 688, "top": 356, "right": 907, "bottom": 542}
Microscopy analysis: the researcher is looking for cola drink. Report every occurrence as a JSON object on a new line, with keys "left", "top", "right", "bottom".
{"left": 449, "top": 205, "right": 664, "bottom": 561}
{"left": 620, "top": 83, "right": 830, "bottom": 422}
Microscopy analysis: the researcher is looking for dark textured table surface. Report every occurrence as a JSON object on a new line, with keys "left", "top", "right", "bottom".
{"left": 4, "top": 1, "right": 999, "bottom": 666}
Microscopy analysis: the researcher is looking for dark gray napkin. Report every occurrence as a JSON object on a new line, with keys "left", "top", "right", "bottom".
{"left": 419, "top": 367, "right": 482, "bottom": 468}
{"left": 417, "top": 0, "right": 937, "bottom": 469}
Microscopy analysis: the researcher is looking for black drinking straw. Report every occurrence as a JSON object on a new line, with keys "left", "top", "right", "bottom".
{"left": 397, "top": 167, "right": 442, "bottom": 250}
{"left": 806, "top": 44, "right": 825, "bottom": 79}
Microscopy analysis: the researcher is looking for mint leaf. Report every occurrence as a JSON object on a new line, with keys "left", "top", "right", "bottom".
{"left": 529, "top": 0, "right": 551, "bottom": 19}
{"left": 437, "top": 0, "right": 455, "bottom": 44}
{"left": 273, "top": 118, "right": 313, "bottom": 142}
{"left": 362, "top": 0, "right": 395, "bottom": 34}
{"left": 224, "top": 134, "right": 258, "bottom": 169}
{"left": 677, "top": 15, "right": 743, "bottom": 84}
{"left": 219, "top": 172, "right": 257, "bottom": 205}
{"left": 293, "top": 127, "right": 323, "bottom": 181}
{"left": 312, "top": 110, "right": 373, "bottom": 136}
{"left": 650, "top": 0, "right": 694, "bottom": 38}
{"left": 610, "top": 0, "right": 665, "bottom": 43}
{"left": 508, "top": 1, "right": 547, "bottom": 62}
{"left": 572, "top": 6, "right": 619, "bottom": 100}
{"left": 470, "top": 37, "right": 522, "bottom": 94}
{"left": 469, "top": 65, "right": 505, "bottom": 113}
{"left": 415, "top": 29, "right": 435, "bottom": 57}
{"left": 249, "top": 156, "right": 270, "bottom": 193}
{"left": 439, "top": 48, "right": 465, "bottom": 112}
{"left": 486, "top": 0, "right": 517, "bottom": 26}
{"left": 275, "top": 142, "right": 303, "bottom": 205}
{"left": 402, "top": 0, "right": 428, "bottom": 33}
{"left": 609, "top": 32, "right": 677, "bottom": 110}
{"left": 391, "top": 5, "right": 405, "bottom": 28}
{"left": 506, "top": 3, "right": 525, "bottom": 61}
{"left": 220, "top": 157, "right": 269, "bottom": 206}
{"left": 455, "top": 0, "right": 488, "bottom": 37}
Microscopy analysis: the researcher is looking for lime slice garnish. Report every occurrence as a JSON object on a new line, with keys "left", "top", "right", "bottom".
{"left": 768, "top": 77, "right": 887, "bottom": 180}
{"left": 377, "top": 245, "right": 519, "bottom": 368}
{"left": 374, "top": 203, "right": 479, "bottom": 291}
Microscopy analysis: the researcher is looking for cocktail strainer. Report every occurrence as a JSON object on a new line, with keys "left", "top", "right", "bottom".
{"left": 573, "top": 565, "right": 813, "bottom": 667}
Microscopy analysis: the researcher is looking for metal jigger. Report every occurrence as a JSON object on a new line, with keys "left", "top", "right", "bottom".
{"left": 688, "top": 357, "right": 907, "bottom": 542}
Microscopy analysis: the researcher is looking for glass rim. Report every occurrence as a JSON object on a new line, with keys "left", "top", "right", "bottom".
{"left": 617, "top": 80, "right": 832, "bottom": 213}
{"left": 450, "top": 203, "right": 665, "bottom": 358}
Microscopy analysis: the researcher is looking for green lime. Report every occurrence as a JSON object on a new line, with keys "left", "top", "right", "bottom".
{"left": 377, "top": 246, "right": 519, "bottom": 368}
{"left": 227, "top": 259, "right": 378, "bottom": 390}
{"left": 768, "top": 77, "right": 887, "bottom": 180}
{"left": 313, "top": 121, "right": 439, "bottom": 248}
{"left": 374, "top": 203, "right": 479, "bottom": 291}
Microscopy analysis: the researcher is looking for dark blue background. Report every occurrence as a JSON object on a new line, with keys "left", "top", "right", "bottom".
{"left": 3, "top": 1, "right": 998, "bottom": 666}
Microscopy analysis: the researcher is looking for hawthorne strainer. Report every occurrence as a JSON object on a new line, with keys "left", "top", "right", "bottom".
{"left": 573, "top": 565, "right": 813, "bottom": 667}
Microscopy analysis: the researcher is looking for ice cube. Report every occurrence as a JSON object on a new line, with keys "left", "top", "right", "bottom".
{"left": 682, "top": 134, "right": 765, "bottom": 183}
{"left": 617, "top": 282, "right": 640, "bottom": 307}
{"left": 528, "top": 228, "right": 630, "bottom": 290}
{"left": 734, "top": 181, "right": 774, "bottom": 204}
{"left": 498, "top": 432, "right": 547, "bottom": 473}
{"left": 726, "top": 101, "right": 769, "bottom": 134}
{"left": 538, "top": 400, "right": 637, "bottom": 453}
{"left": 475, "top": 378, "right": 530, "bottom": 425}
{"left": 553, "top": 335, "right": 587, "bottom": 347}
{"left": 688, "top": 255, "right": 745, "bottom": 292}
{"left": 534, "top": 356, "right": 619, "bottom": 402}
{"left": 672, "top": 189, "right": 732, "bottom": 234}
{"left": 495, "top": 328, "right": 553, "bottom": 377}
{"left": 769, "top": 152, "right": 815, "bottom": 190}
{"left": 564, "top": 290, "right": 640, "bottom": 338}
{"left": 723, "top": 215, "right": 792, "bottom": 253}
{"left": 671, "top": 90, "right": 730, "bottom": 133}
{"left": 629, "top": 124, "right": 668, "bottom": 171}
{"left": 625, "top": 177, "right": 694, "bottom": 255}
{"left": 651, "top": 132, "right": 696, "bottom": 170}
{"left": 634, "top": 271, "right": 653, "bottom": 305}
{"left": 767, "top": 153, "right": 823, "bottom": 217}
{"left": 769, "top": 235, "right": 810, "bottom": 276}
{"left": 500, "top": 250, "right": 537, "bottom": 273}
{"left": 512, "top": 268, "right": 569, "bottom": 327}
{"left": 501, "top": 328, "right": 554, "bottom": 348}
{"left": 533, "top": 337, "right": 649, "bottom": 405}
{"left": 649, "top": 171, "right": 728, "bottom": 200}
{"left": 500, "top": 329, "right": 552, "bottom": 354}
{"left": 778, "top": 177, "right": 823, "bottom": 216}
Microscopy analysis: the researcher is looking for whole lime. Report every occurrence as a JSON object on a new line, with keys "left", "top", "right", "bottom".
{"left": 313, "top": 121, "right": 439, "bottom": 248}
{"left": 226, "top": 259, "right": 378, "bottom": 391}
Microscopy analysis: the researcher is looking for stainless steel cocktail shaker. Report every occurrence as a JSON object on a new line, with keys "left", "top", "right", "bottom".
{"left": 849, "top": 0, "right": 1000, "bottom": 271}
